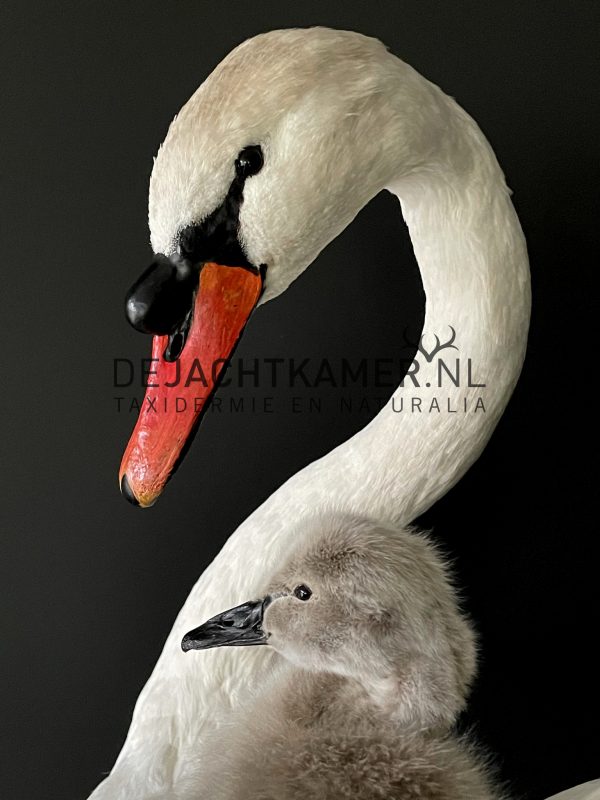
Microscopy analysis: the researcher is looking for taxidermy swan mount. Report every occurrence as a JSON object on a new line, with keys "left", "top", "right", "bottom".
{"left": 92, "top": 27, "right": 530, "bottom": 799}
{"left": 179, "top": 515, "right": 503, "bottom": 800}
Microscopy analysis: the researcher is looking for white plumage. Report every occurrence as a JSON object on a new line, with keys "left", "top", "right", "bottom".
{"left": 90, "top": 28, "right": 532, "bottom": 799}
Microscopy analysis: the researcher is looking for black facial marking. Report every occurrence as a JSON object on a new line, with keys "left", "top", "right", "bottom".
{"left": 177, "top": 145, "right": 264, "bottom": 269}
{"left": 125, "top": 145, "right": 266, "bottom": 348}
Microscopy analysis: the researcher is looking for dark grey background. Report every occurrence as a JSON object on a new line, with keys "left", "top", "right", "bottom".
{"left": 1, "top": 2, "right": 598, "bottom": 798}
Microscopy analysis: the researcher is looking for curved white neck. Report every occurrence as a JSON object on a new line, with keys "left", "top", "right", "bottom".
{"left": 286, "top": 103, "right": 530, "bottom": 526}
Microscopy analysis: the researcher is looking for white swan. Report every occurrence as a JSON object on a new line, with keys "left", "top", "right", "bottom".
{"left": 179, "top": 514, "right": 500, "bottom": 800}
{"left": 90, "top": 28, "right": 531, "bottom": 798}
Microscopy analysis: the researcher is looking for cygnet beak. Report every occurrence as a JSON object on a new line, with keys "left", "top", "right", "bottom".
{"left": 181, "top": 596, "right": 271, "bottom": 652}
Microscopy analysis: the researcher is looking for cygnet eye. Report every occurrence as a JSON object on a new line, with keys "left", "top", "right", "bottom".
{"left": 293, "top": 584, "right": 312, "bottom": 601}
{"left": 235, "top": 145, "right": 264, "bottom": 179}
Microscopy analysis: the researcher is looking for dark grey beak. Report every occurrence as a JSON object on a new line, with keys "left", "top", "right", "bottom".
{"left": 181, "top": 597, "right": 271, "bottom": 652}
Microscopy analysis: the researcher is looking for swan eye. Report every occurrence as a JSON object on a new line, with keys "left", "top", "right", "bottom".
{"left": 293, "top": 584, "right": 312, "bottom": 601}
{"left": 235, "top": 145, "right": 264, "bottom": 179}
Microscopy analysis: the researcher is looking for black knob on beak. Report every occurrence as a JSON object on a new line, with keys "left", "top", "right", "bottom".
{"left": 125, "top": 254, "right": 198, "bottom": 335}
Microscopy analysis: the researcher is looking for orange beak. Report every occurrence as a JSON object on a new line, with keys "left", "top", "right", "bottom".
{"left": 119, "top": 262, "right": 263, "bottom": 507}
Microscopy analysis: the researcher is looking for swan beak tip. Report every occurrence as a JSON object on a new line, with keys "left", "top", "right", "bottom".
{"left": 120, "top": 474, "right": 157, "bottom": 508}
{"left": 120, "top": 474, "right": 140, "bottom": 507}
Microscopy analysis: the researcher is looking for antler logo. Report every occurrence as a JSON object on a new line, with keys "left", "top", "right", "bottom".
{"left": 403, "top": 326, "right": 458, "bottom": 362}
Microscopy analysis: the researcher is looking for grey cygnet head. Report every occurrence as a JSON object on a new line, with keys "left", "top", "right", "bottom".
{"left": 183, "top": 513, "right": 477, "bottom": 728}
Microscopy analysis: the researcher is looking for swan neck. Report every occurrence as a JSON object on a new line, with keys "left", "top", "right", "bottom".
{"left": 328, "top": 109, "right": 531, "bottom": 524}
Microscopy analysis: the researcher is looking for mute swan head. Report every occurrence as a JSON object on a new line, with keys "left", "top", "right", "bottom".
{"left": 149, "top": 28, "right": 427, "bottom": 302}
{"left": 182, "top": 514, "right": 477, "bottom": 727}
{"left": 120, "top": 28, "right": 453, "bottom": 506}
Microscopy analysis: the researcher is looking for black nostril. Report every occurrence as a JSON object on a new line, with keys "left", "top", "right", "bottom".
{"left": 125, "top": 254, "right": 198, "bottom": 336}
{"left": 120, "top": 474, "right": 140, "bottom": 507}
{"left": 164, "top": 331, "right": 184, "bottom": 361}
{"left": 163, "top": 305, "right": 193, "bottom": 362}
